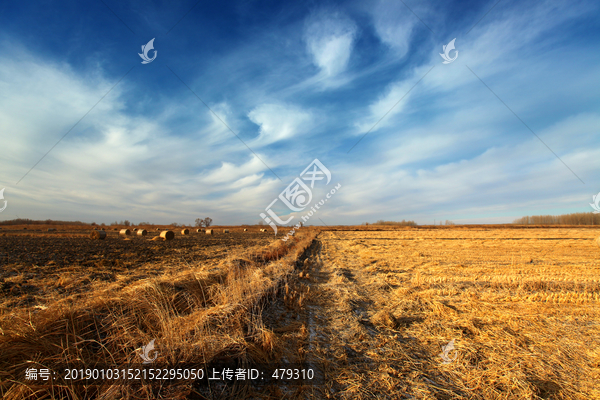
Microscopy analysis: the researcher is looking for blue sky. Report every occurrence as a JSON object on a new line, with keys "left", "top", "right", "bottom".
{"left": 1, "top": 0, "right": 599, "bottom": 226}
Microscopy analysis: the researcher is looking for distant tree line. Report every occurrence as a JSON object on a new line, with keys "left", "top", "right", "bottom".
{"left": 513, "top": 212, "right": 600, "bottom": 225}
{"left": 0, "top": 218, "right": 218, "bottom": 227}
{"left": 369, "top": 219, "right": 418, "bottom": 226}
{"left": 110, "top": 220, "right": 131, "bottom": 226}
{"left": 0, "top": 218, "right": 89, "bottom": 226}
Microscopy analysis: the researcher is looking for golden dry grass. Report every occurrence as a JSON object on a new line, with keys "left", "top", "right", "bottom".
{"left": 286, "top": 228, "right": 600, "bottom": 399}
{"left": 0, "top": 227, "right": 318, "bottom": 399}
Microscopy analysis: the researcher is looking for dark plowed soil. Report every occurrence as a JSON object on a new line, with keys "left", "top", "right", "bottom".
{"left": 0, "top": 230, "right": 277, "bottom": 309}
{"left": 0, "top": 232, "right": 273, "bottom": 269}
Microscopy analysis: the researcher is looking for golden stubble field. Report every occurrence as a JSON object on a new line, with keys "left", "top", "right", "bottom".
{"left": 275, "top": 227, "right": 600, "bottom": 399}
{"left": 1, "top": 225, "right": 599, "bottom": 399}
{"left": 0, "top": 225, "right": 318, "bottom": 399}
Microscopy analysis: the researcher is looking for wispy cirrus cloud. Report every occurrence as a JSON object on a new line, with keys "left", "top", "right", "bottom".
{"left": 303, "top": 9, "right": 358, "bottom": 85}
{"left": 370, "top": 0, "right": 419, "bottom": 58}
{"left": 248, "top": 103, "right": 313, "bottom": 146}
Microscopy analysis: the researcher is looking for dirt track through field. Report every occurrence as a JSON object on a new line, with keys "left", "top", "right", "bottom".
{"left": 297, "top": 234, "right": 457, "bottom": 399}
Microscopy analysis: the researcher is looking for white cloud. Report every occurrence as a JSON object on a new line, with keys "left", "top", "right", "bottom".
{"left": 247, "top": 103, "right": 312, "bottom": 146}
{"left": 202, "top": 156, "right": 265, "bottom": 185}
{"left": 371, "top": 0, "right": 418, "bottom": 57}
{"left": 354, "top": 76, "right": 418, "bottom": 134}
{"left": 303, "top": 10, "right": 357, "bottom": 80}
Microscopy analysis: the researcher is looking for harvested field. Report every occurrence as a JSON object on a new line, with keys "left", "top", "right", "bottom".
{"left": 0, "top": 224, "right": 317, "bottom": 399}
{"left": 258, "top": 227, "right": 600, "bottom": 399}
{"left": 0, "top": 229, "right": 281, "bottom": 310}
{"left": 1, "top": 226, "right": 599, "bottom": 399}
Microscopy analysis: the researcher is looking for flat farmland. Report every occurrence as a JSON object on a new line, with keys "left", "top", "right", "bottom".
{"left": 1, "top": 226, "right": 599, "bottom": 399}
{"left": 0, "top": 225, "right": 316, "bottom": 400}
{"left": 270, "top": 227, "right": 600, "bottom": 399}
{"left": 0, "top": 227, "right": 279, "bottom": 310}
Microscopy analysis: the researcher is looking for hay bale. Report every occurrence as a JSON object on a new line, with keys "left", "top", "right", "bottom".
{"left": 223, "top": 229, "right": 229, "bottom": 233}
{"left": 161, "top": 230, "right": 175, "bottom": 240}
{"left": 196, "top": 228, "right": 202, "bottom": 233}
{"left": 137, "top": 229, "right": 147, "bottom": 236}
{"left": 244, "top": 228, "right": 248, "bottom": 231}
{"left": 133, "top": 228, "right": 138, "bottom": 232}
{"left": 156, "top": 228, "right": 161, "bottom": 231}
{"left": 181, "top": 228, "right": 189, "bottom": 235}
{"left": 90, "top": 230, "right": 106, "bottom": 240}
{"left": 119, "top": 229, "right": 131, "bottom": 236}
{"left": 205, "top": 229, "right": 213, "bottom": 235}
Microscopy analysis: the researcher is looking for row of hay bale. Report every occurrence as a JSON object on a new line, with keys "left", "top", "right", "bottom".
{"left": 90, "top": 227, "right": 272, "bottom": 240}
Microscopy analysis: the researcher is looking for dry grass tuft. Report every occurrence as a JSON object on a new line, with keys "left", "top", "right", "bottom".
{"left": 371, "top": 309, "right": 399, "bottom": 329}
